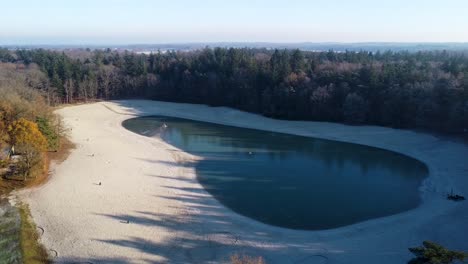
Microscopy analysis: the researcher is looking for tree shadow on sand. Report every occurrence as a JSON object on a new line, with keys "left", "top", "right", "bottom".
{"left": 89, "top": 172, "right": 332, "bottom": 264}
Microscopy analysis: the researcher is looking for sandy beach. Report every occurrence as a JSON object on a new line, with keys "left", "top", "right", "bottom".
{"left": 17, "top": 100, "right": 468, "bottom": 264}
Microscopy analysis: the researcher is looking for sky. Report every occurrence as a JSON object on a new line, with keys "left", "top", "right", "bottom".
{"left": 1, "top": 0, "right": 467, "bottom": 45}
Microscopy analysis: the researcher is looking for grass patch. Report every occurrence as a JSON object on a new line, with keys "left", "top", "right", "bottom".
{"left": 0, "top": 200, "right": 22, "bottom": 264}
{"left": 19, "top": 204, "right": 50, "bottom": 264}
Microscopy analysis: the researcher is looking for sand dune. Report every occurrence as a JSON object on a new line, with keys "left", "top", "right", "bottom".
{"left": 18, "top": 100, "right": 468, "bottom": 263}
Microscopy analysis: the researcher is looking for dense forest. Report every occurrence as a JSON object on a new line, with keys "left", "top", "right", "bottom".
{"left": 1, "top": 47, "right": 467, "bottom": 133}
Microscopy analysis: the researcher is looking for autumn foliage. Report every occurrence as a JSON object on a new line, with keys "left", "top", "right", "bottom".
{"left": 8, "top": 118, "right": 47, "bottom": 152}
{"left": 0, "top": 63, "right": 61, "bottom": 180}
{"left": 6, "top": 116, "right": 48, "bottom": 179}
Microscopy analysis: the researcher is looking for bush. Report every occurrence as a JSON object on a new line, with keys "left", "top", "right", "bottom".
{"left": 408, "top": 241, "right": 468, "bottom": 264}
{"left": 36, "top": 116, "right": 60, "bottom": 151}
{"left": 0, "top": 159, "right": 7, "bottom": 169}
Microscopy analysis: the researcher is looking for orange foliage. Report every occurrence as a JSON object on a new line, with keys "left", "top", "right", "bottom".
{"left": 8, "top": 118, "right": 47, "bottom": 152}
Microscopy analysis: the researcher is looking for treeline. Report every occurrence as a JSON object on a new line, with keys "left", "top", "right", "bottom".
{"left": 1, "top": 47, "right": 468, "bottom": 133}
{"left": 0, "top": 63, "right": 62, "bottom": 180}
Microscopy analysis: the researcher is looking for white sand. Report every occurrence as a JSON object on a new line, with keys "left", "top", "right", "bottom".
{"left": 18, "top": 100, "right": 468, "bottom": 264}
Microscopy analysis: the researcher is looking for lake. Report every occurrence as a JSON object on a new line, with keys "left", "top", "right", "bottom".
{"left": 123, "top": 116, "right": 428, "bottom": 230}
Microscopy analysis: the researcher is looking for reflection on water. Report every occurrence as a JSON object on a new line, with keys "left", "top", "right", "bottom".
{"left": 123, "top": 116, "right": 428, "bottom": 230}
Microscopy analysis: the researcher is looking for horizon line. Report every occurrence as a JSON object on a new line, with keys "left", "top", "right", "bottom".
{"left": 2, "top": 41, "right": 468, "bottom": 47}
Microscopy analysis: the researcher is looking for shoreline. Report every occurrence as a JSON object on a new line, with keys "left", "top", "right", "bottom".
{"left": 18, "top": 100, "right": 468, "bottom": 263}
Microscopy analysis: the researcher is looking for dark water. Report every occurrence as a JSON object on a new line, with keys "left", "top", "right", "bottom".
{"left": 123, "top": 116, "right": 428, "bottom": 230}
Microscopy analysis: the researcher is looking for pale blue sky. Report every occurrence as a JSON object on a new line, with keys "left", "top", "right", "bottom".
{"left": 1, "top": 0, "right": 467, "bottom": 44}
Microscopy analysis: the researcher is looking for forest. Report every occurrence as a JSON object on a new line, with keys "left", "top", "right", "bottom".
{"left": 1, "top": 47, "right": 467, "bottom": 133}
{"left": 0, "top": 62, "right": 63, "bottom": 188}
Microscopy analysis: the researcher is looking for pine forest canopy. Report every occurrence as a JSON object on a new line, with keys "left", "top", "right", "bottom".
{"left": 0, "top": 47, "right": 467, "bottom": 133}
